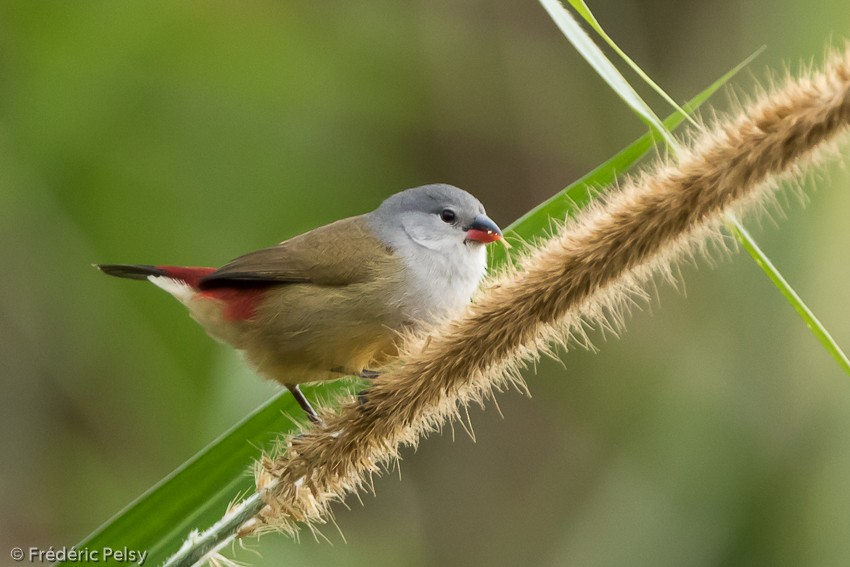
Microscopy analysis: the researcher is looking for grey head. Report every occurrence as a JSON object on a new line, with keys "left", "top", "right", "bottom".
{"left": 366, "top": 183, "right": 502, "bottom": 323}
{"left": 368, "top": 183, "right": 502, "bottom": 251}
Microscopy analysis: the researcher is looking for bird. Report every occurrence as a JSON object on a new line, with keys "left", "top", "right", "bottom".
{"left": 97, "top": 184, "right": 503, "bottom": 422}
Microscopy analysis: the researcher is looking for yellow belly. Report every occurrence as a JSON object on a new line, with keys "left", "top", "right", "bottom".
{"left": 192, "top": 279, "right": 407, "bottom": 385}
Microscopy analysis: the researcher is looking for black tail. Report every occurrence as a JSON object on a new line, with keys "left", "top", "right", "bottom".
{"left": 95, "top": 264, "right": 165, "bottom": 281}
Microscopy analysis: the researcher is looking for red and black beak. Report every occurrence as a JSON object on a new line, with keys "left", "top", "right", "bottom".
{"left": 465, "top": 214, "right": 502, "bottom": 244}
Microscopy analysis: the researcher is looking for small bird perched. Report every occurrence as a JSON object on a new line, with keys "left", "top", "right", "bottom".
{"left": 98, "top": 184, "right": 502, "bottom": 422}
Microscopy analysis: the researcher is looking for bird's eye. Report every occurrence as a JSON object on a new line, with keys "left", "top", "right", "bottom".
{"left": 440, "top": 209, "right": 456, "bottom": 223}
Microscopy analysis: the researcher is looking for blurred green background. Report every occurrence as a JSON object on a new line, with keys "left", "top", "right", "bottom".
{"left": 2, "top": 2, "right": 850, "bottom": 566}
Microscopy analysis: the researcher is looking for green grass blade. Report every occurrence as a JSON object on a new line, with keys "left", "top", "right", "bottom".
{"left": 728, "top": 217, "right": 850, "bottom": 375}
{"left": 538, "top": 0, "right": 676, "bottom": 148}
{"left": 60, "top": 382, "right": 353, "bottom": 566}
{"left": 490, "top": 54, "right": 751, "bottom": 267}
{"left": 565, "top": 0, "right": 698, "bottom": 127}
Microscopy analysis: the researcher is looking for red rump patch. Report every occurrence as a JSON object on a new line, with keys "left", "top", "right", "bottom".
{"left": 155, "top": 266, "right": 217, "bottom": 289}
{"left": 156, "top": 265, "right": 265, "bottom": 321}
{"left": 199, "top": 288, "right": 266, "bottom": 321}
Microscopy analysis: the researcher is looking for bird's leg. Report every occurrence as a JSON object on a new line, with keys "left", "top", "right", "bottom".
{"left": 284, "top": 383, "right": 321, "bottom": 424}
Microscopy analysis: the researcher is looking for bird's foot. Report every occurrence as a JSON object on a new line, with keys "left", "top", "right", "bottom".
{"left": 357, "top": 389, "right": 369, "bottom": 407}
{"left": 329, "top": 367, "right": 380, "bottom": 380}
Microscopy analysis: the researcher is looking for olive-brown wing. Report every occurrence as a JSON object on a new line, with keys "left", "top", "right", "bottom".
{"left": 199, "top": 215, "right": 392, "bottom": 288}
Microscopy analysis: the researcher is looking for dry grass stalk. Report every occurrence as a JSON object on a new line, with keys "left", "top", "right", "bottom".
{"left": 254, "top": 46, "right": 850, "bottom": 536}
